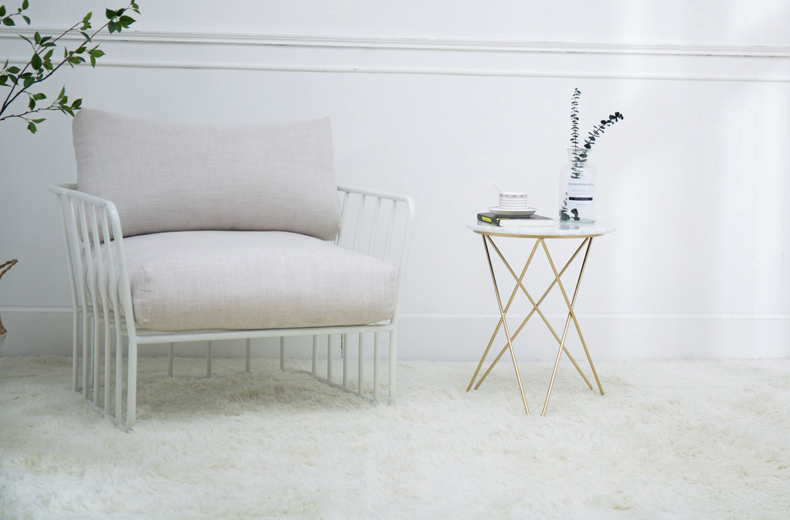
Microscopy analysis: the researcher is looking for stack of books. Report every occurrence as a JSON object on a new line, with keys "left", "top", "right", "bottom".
{"left": 477, "top": 212, "right": 554, "bottom": 228}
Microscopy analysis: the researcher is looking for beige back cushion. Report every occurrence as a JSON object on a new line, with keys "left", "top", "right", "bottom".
{"left": 73, "top": 109, "right": 342, "bottom": 240}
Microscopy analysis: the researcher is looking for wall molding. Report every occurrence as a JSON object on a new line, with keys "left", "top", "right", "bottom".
{"left": 2, "top": 29, "right": 790, "bottom": 82}
{"left": 3, "top": 28, "right": 790, "bottom": 58}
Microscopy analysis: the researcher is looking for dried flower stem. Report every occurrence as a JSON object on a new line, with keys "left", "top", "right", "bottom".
{"left": 0, "top": 259, "right": 15, "bottom": 335}
{"left": 0, "top": 259, "right": 17, "bottom": 281}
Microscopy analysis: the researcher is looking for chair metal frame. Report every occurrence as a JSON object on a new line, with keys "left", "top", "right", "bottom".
{"left": 50, "top": 183, "right": 415, "bottom": 431}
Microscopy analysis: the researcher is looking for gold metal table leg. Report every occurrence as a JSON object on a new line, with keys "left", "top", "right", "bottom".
{"left": 481, "top": 235, "right": 530, "bottom": 415}
{"left": 540, "top": 237, "right": 602, "bottom": 416}
{"left": 467, "top": 239, "right": 540, "bottom": 392}
{"left": 471, "top": 237, "right": 594, "bottom": 391}
{"left": 477, "top": 238, "right": 593, "bottom": 391}
{"left": 471, "top": 233, "right": 603, "bottom": 416}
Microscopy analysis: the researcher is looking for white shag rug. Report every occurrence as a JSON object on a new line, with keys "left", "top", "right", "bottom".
{"left": 1, "top": 355, "right": 789, "bottom": 519}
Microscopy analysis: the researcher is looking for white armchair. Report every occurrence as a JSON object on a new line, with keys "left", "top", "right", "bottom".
{"left": 50, "top": 109, "right": 414, "bottom": 431}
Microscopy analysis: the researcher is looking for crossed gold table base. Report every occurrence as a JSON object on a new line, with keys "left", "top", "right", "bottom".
{"left": 468, "top": 233, "right": 605, "bottom": 416}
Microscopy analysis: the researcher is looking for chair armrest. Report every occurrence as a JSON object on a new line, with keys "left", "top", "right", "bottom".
{"left": 49, "top": 183, "right": 137, "bottom": 336}
{"left": 335, "top": 185, "right": 415, "bottom": 322}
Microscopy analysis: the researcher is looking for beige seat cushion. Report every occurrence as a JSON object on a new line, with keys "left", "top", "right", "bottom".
{"left": 73, "top": 109, "right": 342, "bottom": 241}
{"left": 115, "top": 231, "right": 398, "bottom": 332}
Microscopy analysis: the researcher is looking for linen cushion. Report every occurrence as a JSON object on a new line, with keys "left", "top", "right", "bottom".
{"left": 114, "top": 231, "right": 398, "bottom": 332}
{"left": 73, "top": 109, "right": 342, "bottom": 241}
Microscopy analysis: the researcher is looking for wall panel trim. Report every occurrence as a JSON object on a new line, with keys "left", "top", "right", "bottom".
{"left": 3, "top": 29, "right": 790, "bottom": 57}
{"left": 2, "top": 29, "right": 789, "bottom": 82}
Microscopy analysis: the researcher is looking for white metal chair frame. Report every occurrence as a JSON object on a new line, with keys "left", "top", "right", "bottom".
{"left": 50, "top": 183, "right": 415, "bottom": 431}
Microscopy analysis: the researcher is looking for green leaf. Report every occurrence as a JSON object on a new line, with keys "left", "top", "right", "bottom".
{"left": 23, "top": 75, "right": 34, "bottom": 88}
{"left": 33, "top": 92, "right": 46, "bottom": 100}
{"left": 0, "top": 75, "right": 7, "bottom": 85}
{"left": 31, "top": 53, "right": 41, "bottom": 70}
{"left": 34, "top": 31, "right": 40, "bottom": 43}
{"left": 28, "top": 96, "right": 35, "bottom": 110}
{"left": 7, "top": 66, "right": 20, "bottom": 74}
{"left": 105, "top": 8, "right": 116, "bottom": 19}
{"left": 22, "top": 0, "right": 29, "bottom": 9}
{"left": 22, "top": 15, "right": 29, "bottom": 24}
{"left": 27, "top": 122, "right": 37, "bottom": 133}
{"left": 44, "top": 49, "right": 53, "bottom": 60}
{"left": 3, "top": 17, "right": 15, "bottom": 26}
{"left": 90, "top": 49, "right": 105, "bottom": 58}
{"left": 90, "top": 55, "right": 96, "bottom": 67}
{"left": 119, "top": 15, "right": 135, "bottom": 28}
{"left": 107, "top": 21, "right": 117, "bottom": 33}
{"left": 83, "top": 12, "right": 92, "bottom": 23}
{"left": 57, "top": 86, "right": 65, "bottom": 99}
{"left": 32, "top": 118, "right": 45, "bottom": 123}
{"left": 0, "top": 6, "right": 5, "bottom": 17}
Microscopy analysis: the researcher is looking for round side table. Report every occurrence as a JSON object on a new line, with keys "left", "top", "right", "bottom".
{"left": 467, "top": 220, "right": 615, "bottom": 416}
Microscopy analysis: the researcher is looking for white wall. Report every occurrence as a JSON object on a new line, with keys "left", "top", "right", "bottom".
{"left": 1, "top": 1, "right": 789, "bottom": 360}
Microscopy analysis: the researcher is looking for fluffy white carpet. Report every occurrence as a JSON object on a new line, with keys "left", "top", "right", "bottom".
{"left": 1, "top": 355, "right": 789, "bottom": 519}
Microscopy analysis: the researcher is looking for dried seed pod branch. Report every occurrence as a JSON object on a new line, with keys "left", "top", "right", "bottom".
{"left": 0, "top": 259, "right": 17, "bottom": 335}
{"left": 0, "top": 259, "right": 17, "bottom": 281}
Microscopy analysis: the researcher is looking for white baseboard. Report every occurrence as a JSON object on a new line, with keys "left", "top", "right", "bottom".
{"left": 1, "top": 309, "right": 788, "bottom": 360}
{"left": 397, "top": 314, "right": 790, "bottom": 361}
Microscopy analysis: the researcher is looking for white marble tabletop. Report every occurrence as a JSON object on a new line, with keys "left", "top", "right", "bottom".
{"left": 467, "top": 219, "right": 615, "bottom": 238}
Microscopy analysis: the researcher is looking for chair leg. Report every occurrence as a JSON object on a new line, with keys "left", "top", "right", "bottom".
{"left": 373, "top": 333, "right": 380, "bottom": 402}
{"left": 87, "top": 316, "right": 95, "bottom": 400}
{"left": 115, "top": 330, "right": 123, "bottom": 425}
{"left": 311, "top": 336, "right": 317, "bottom": 376}
{"left": 92, "top": 316, "right": 100, "bottom": 405}
{"left": 71, "top": 310, "right": 79, "bottom": 392}
{"left": 168, "top": 343, "right": 174, "bottom": 378}
{"left": 126, "top": 337, "right": 138, "bottom": 431}
{"left": 245, "top": 338, "right": 251, "bottom": 373}
{"left": 81, "top": 312, "right": 89, "bottom": 397}
{"left": 388, "top": 330, "right": 397, "bottom": 404}
{"left": 103, "top": 317, "right": 111, "bottom": 416}
{"left": 358, "top": 333, "right": 364, "bottom": 397}
{"left": 207, "top": 341, "right": 212, "bottom": 377}
{"left": 342, "top": 334, "right": 349, "bottom": 389}
{"left": 327, "top": 335, "right": 333, "bottom": 382}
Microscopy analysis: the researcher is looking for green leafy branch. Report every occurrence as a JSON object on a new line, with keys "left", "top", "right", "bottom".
{"left": 579, "top": 111, "right": 624, "bottom": 160}
{"left": 1, "top": 1, "right": 30, "bottom": 26}
{"left": 0, "top": 0, "right": 139, "bottom": 133}
{"left": 569, "top": 88, "right": 624, "bottom": 162}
